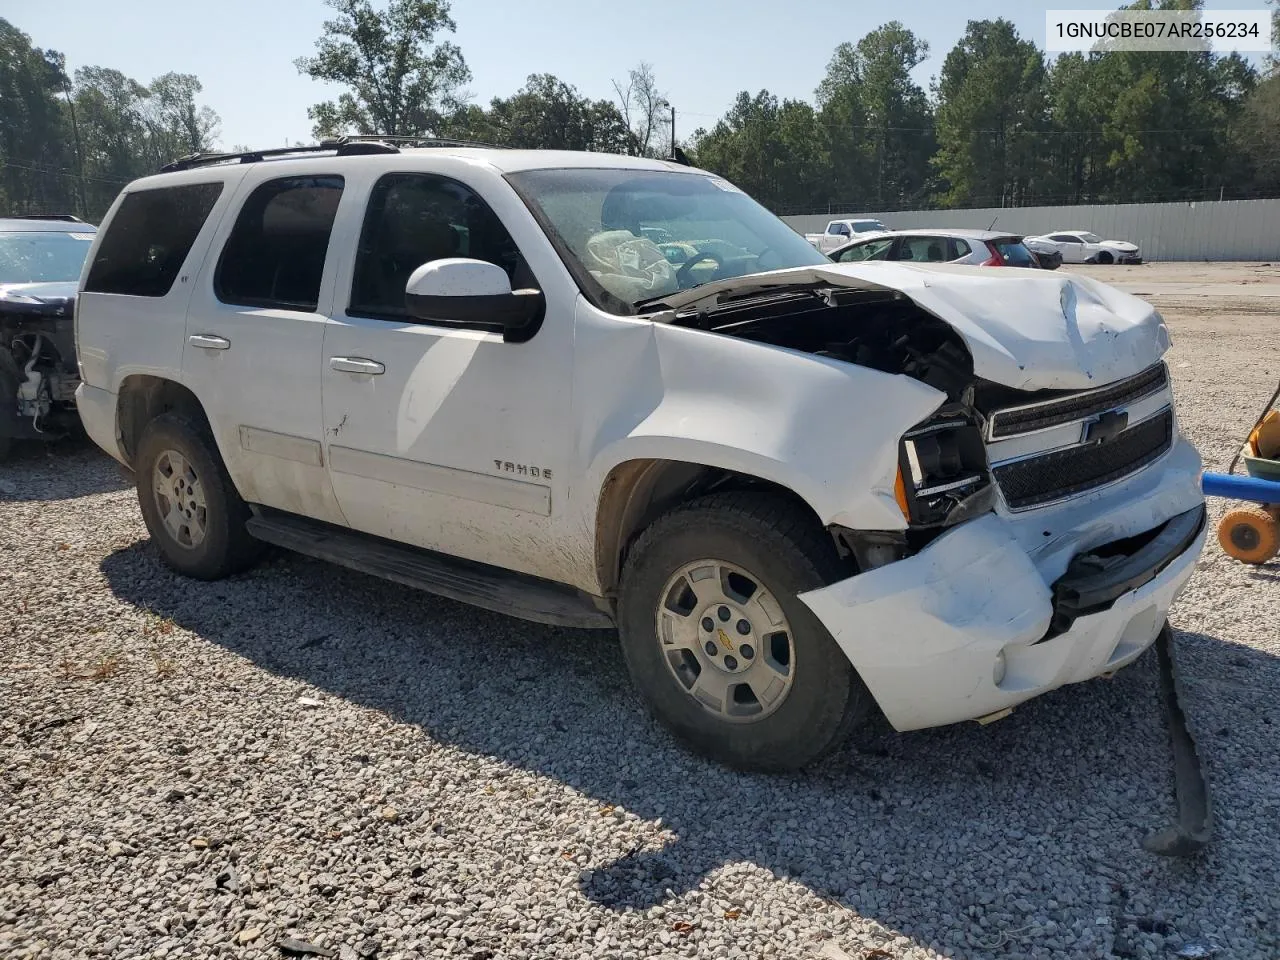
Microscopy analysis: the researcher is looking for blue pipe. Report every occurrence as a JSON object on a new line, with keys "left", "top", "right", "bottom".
{"left": 1201, "top": 471, "right": 1280, "bottom": 504}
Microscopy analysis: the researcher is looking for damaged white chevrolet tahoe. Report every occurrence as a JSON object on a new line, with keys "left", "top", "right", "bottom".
{"left": 75, "top": 144, "right": 1208, "bottom": 774}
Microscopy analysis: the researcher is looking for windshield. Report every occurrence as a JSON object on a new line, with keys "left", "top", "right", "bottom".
{"left": 506, "top": 168, "right": 829, "bottom": 313}
{"left": 0, "top": 230, "right": 94, "bottom": 285}
{"left": 1081, "top": 232, "right": 1103, "bottom": 243}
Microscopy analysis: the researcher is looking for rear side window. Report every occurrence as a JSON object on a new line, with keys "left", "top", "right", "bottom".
{"left": 949, "top": 239, "right": 972, "bottom": 259}
{"left": 991, "top": 238, "right": 1037, "bottom": 267}
{"left": 215, "top": 175, "right": 344, "bottom": 312}
{"left": 84, "top": 183, "right": 223, "bottom": 297}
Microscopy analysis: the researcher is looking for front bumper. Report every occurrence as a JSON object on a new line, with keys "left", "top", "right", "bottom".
{"left": 799, "top": 493, "right": 1207, "bottom": 732}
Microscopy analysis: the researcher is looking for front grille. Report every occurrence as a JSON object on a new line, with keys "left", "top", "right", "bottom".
{"left": 994, "top": 409, "right": 1174, "bottom": 510}
{"left": 988, "top": 364, "right": 1169, "bottom": 439}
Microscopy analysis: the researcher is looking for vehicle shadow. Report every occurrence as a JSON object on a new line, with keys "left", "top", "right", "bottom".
{"left": 0, "top": 435, "right": 132, "bottom": 502}
{"left": 99, "top": 540, "right": 1278, "bottom": 955}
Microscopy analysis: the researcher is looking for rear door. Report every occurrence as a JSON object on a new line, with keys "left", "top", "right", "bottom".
{"left": 892, "top": 236, "right": 951, "bottom": 263}
{"left": 181, "top": 168, "right": 348, "bottom": 524}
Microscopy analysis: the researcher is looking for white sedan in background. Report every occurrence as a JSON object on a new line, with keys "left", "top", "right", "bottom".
{"left": 1023, "top": 230, "right": 1142, "bottom": 265}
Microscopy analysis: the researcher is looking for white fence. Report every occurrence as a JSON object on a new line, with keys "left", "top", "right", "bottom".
{"left": 781, "top": 198, "right": 1280, "bottom": 262}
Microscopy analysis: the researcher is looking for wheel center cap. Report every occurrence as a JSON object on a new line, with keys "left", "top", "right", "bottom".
{"left": 699, "top": 605, "right": 754, "bottom": 674}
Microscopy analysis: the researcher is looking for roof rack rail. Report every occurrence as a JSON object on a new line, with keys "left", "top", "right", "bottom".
{"left": 6, "top": 214, "right": 86, "bottom": 223}
{"left": 159, "top": 134, "right": 502, "bottom": 173}
{"left": 339, "top": 134, "right": 503, "bottom": 149}
{"left": 160, "top": 139, "right": 399, "bottom": 173}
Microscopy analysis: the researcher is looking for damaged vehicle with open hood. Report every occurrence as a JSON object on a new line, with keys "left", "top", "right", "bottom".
{"left": 76, "top": 147, "right": 1208, "bottom": 798}
{"left": 0, "top": 216, "right": 97, "bottom": 461}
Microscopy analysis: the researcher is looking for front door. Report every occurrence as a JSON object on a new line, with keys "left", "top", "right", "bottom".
{"left": 318, "top": 169, "right": 580, "bottom": 586}
{"left": 182, "top": 170, "right": 348, "bottom": 525}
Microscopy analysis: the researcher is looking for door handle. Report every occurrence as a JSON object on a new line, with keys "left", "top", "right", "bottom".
{"left": 329, "top": 357, "right": 385, "bottom": 376}
{"left": 188, "top": 334, "right": 230, "bottom": 350}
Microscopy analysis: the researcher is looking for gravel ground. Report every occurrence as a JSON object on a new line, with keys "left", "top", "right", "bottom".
{"left": 2, "top": 286, "right": 1278, "bottom": 960}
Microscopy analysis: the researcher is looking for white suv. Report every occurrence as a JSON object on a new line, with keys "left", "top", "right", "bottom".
{"left": 74, "top": 142, "right": 1207, "bottom": 771}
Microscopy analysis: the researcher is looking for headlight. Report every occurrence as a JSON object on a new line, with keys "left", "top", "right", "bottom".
{"left": 896, "top": 413, "right": 993, "bottom": 526}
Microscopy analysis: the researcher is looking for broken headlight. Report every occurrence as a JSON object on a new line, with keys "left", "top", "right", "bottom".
{"left": 895, "top": 412, "right": 994, "bottom": 527}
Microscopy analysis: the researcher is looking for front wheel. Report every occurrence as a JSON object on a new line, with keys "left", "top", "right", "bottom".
{"left": 1096, "top": 251, "right": 1114, "bottom": 265}
{"left": 617, "top": 492, "right": 870, "bottom": 771}
{"left": 0, "top": 347, "right": 20, "bottom": 463}
{"left": 134, "top": 412, "right": 263, "bottom": 579}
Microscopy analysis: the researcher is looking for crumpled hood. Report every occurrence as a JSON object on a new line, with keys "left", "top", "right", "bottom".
{"left": 648, "top": 261, "right": 1169, "bottom": 391}
{"left": 0, "top": 281, "right": 78, "bottom": 316}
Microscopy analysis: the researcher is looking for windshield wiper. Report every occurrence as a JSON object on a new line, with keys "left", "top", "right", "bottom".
{"left": 634, "top": 282, "right": 713, "bottom": 312}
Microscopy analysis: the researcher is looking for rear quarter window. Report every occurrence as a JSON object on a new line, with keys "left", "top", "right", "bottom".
{"left": 84, "top": 183, "right": 223, "bottom": 297}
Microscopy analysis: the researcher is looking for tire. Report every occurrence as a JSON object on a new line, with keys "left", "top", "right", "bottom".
{"left": 0, "top": 347, "right": 20, "bottom": 463}
{"left": 1217, "top": 507, "right": 1279, "bottom": 565}
{"left": 134, "top": 412, "right": 263, "bottom": 579}
{"left": 1096, "top": 251, "right": 1114, "bottom": 265}
{"left": 616, "top": 491, "right": 871, "bottom": 771}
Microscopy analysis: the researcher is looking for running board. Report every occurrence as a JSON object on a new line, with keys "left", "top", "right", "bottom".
{"left": 245, "top": 511, "right": 614, "bottom": 630}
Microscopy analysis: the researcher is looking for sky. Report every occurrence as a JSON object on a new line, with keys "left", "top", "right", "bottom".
{"left": 4, "top": 0, "right": 1271, "bottom": 149}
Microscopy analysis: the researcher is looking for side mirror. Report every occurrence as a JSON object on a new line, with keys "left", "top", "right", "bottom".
{"left": 405, "top": 258, "right": 544, "bottom": 342}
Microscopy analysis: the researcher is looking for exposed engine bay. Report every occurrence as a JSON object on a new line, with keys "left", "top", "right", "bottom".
{"left": 671, "top": 287, "right": 997, "bottom": 538}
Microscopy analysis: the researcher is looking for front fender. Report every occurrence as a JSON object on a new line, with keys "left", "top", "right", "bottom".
{"left": 573, "top": 300, "right": 947, "bottom": 532}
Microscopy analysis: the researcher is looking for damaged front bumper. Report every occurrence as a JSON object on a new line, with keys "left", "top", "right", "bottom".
{"left": 799, "top": 457, "right": 1207, "bottom": 732}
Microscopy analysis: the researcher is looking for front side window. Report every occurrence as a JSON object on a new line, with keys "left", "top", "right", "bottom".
{"left": 830, "top": 223, "right": 850, "bottom": 236}
{"left": 84, "top": 183, "right": 223, "bottom": 297}
{"left": 506, "top": 168, "right": 829, "bottom": 314}
{"left": 215, "top": 175, "right": 344, "bottom": 312}
{"left": 1050, "top": 234, "right": 1081, "bottom": 243}
{"left": 0, "top": 229, "right": 94, "bottom": 285}
{"left": 1080, "top": 232, "right": 1103, "bottom": 243}
{"left": 839, "top": 238, "right": 894, "bottom": 262}
{"left": 350, "top": 173, "right": 528, "bottom": 320}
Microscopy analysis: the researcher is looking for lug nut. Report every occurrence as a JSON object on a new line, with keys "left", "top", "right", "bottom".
{"left": 723, "top": 655, "right": 739, "bottom": 670}
{"left": 736, "top": 619, "right": 750, "bottom": 635}
{"left": 717, "top": 606, "right": 731, "bottom": 622}
{"left": 701, "top": 617, "right": 714, "bottom": 632}
{"left": 740, "top": 644, "right": 754, "bottom": 659}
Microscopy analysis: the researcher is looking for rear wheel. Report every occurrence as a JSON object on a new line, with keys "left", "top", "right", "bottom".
{"left": 617, "top": 491, "right": 870, "bottom": 771}
{"left": 135, "top": 412, "right": 263, "bottom": 579}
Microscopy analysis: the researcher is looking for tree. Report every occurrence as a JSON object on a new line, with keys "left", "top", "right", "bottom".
{"left": 486, "top": 74, "right": 630, "bottom": 151}
{"left": 933, "top": 19, "right": 1050, "bottom": 207}
{"left": 612, "top": 63, "right": 669, "bottom": 156}
{"left": 691, "top": 91, "right": 830, "bottom": 212}
{"left": 0, "top": 18, "right": 76, "bottom": 214}
{"left": 816, "top": 22, "right": 934, "bottom": 208}
{"left": 295, "top": 0, "right": 470, "bottom": 138}
{"left": 143, "top": 72, "right": 220, "bottom": 163}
